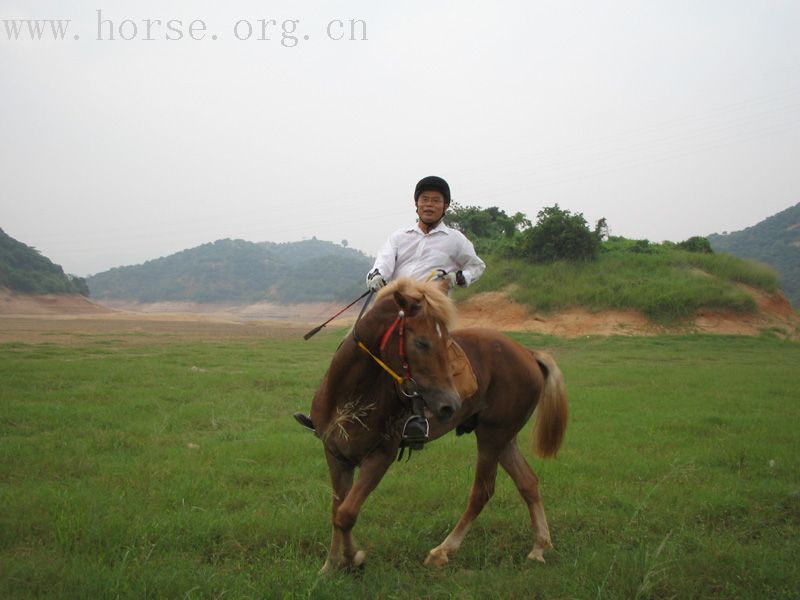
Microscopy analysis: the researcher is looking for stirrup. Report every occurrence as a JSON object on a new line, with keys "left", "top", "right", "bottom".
{"left": 292, "top": 412, "right": 316, "bottom": 433}
{"left": 401, "top": 415, "right": 429, "bottom": 451}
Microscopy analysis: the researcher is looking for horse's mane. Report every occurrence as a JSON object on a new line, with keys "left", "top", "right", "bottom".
{"left": 377, "top": 277, "right": 457, "bottom": 330}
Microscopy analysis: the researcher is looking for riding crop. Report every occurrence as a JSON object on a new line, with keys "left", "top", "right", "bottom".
{"left": 303, "top": 289, "right": 373, "bottom": 340}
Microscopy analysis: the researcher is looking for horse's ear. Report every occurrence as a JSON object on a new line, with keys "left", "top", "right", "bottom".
{"left": 394, "top": 291, "right": 421, "bottom": 317}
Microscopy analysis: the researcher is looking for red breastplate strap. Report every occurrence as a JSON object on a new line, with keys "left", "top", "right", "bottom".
{"left": 378, "top": 310, "right": 413, "bottom": 383}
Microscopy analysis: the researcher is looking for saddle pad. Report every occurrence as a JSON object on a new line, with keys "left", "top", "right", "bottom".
{"left": 448, "top": 338, "right": 478, "bottom": 399}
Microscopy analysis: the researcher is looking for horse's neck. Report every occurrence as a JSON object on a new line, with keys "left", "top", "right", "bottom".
{"left": 328, "top": 304, "right": 399, "bottom": 402}
{"left": 354, "top": 300, "right": 396, "bottom": 348}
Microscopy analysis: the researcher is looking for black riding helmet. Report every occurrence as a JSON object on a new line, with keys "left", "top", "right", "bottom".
{"left": 414, "top": 176, "right": 451, "bottom": 205}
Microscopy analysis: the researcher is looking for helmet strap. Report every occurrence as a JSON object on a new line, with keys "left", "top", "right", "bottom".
{"left": 416, "top": 204, "right": 447, "bottom": 233}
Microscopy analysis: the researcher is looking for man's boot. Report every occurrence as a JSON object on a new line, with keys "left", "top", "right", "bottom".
{"left": 293, "top": 412, "right": 315, "bottom": 433}
{"left": 401, "top": 394, "right": 429, "bottom": 449}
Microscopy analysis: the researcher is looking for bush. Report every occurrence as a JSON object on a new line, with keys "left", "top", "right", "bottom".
{"left": 514, "top": 204, "right": 601, "bottom": 262}
{"left": 448, "top": 204, "right": 527, "bottom": 240}
{"left": 677, "top": 236, "right": 713, "bottom": 253}
{"left": 602, "top": 237, "right": 669, "bottom": 255}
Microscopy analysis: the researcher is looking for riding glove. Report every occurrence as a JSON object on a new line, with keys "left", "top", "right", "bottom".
{"left": 443, "top": 270, "right": 467, "bottom": 288}
{"left": 367, "top": 270, "right": 386, "bottom": 291}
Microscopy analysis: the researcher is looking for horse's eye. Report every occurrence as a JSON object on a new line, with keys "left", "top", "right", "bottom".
{"left": 413, "top": 338, "right": 431, "bottom": 351}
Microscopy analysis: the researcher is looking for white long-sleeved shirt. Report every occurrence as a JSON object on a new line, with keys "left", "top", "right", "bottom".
{"left": 368, "top": 221, "right": 486, "bottom": 286}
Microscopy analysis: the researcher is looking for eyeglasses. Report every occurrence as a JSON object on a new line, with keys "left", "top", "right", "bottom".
{"left": 418, "top": 197, "right": 445, "bottom": 206}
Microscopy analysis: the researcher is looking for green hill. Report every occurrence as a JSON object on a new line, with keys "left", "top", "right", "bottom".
{"left": 445, "top": 203, "right": 790, "bottom": 325}
{"left": 708, "top": 202, "right": 800, "bottom": 308}
{"left": 0, "top": 228, "right": 88, "bottom": 295}
{"left": 86, "top": 238, "right": 373, "bottom": 304}
{"left": 454, "top": 243, "right": 781, "bottom": 324}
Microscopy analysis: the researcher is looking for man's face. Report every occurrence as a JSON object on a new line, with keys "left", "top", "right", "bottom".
{"left": 416, "top": 191, "right": 447, "bottom": 225}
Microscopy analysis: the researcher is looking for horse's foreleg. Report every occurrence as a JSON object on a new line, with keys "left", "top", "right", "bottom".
{"left": 498, "top": 441, "right": 552, "bottom": 562}
{"left": 321, "top": 450, "right": 355, "bottom": 573}
{"left": 322, "top": 448, "right": 394, "bottom": 571}
{"left": 425, "top": 444, "right": 500, "bottom": 567}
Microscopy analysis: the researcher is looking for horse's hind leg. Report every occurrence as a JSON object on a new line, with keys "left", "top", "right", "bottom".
{"left": 425, "top": 442, "right": 501, "bottom": 567}
{"left": 498, "top": 440, "right": 552, "bottom": 562}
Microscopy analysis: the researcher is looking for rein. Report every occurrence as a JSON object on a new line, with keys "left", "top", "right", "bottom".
{"left": 350, "top": 288, "right": 436, "bottom": 462}
{"left": 352, "top": 294, "right": 418, "bottom": 398}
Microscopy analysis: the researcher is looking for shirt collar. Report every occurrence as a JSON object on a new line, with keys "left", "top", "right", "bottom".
{"left": 405, "top": 220, "right": 452, "bottom": 235}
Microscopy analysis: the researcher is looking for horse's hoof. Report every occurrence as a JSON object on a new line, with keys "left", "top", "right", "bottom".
{"left": 424, "top": 549, "right": 449, "bottom": 567}
{"left": 319, "top": 552, "right": 366, "bottom": 574}
{"left": 527, "top": 537, "right": 552, "bottom": 563}
{"left": 527, "top": 549, "right": 547, "bottom": 563}
{"left": 352, "top": 550, "right": 366, "bottom": 568}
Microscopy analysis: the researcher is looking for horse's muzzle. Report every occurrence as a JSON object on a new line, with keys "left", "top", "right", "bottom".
{"left": 425, "top": 389, "right": 461, "bottom": 423}
{"left": 438, "top": 403, "right": 456, "bottom": 421}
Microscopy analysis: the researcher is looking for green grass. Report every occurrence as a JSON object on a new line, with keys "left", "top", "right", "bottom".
{"left": 455, "top": 250, "right": 782, "bottom": 323}
{"left": 1, "top": 329, "right": 799, "bottom": 598}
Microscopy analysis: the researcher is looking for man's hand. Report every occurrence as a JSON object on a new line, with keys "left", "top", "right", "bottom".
{"left": 442, "top": 270, "right": 467, "bottom": 289}
{"left": 367, "top": 270, "right": 386, "bottom": 291}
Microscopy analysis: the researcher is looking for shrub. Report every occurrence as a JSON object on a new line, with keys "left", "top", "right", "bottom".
{"left": 515, "top": 204, "right": 601, "bottom": 262}
{"left": 448, "top": 204, "right": 525, "bottom": 240}
{"left": 677, "top": 236, "right": 714, "bottom": 253}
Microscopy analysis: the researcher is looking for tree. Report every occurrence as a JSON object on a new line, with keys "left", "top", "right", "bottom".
{"left": 512, "top": 212, "right": 532, "bottom": 231}
{"left": 594, "top": 217, "right": 609, "bottom": 242}
{"left": 67, "top": 274, "right": 90, "bottom": 296}
{"left": 677, "top": 236, "right": 713, "bottom": 253}
{"left": 447, "top": 203, "right": 521, "bottom": 239}
{"left": 515, "top": 204, "right": 601, "bottom": 262}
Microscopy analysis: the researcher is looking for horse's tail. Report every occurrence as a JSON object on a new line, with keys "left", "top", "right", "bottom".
{"left": 530, "top": 351, "right": 568, "bottom": 459}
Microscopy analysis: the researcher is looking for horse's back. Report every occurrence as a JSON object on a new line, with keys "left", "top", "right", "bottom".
{"left": 452, "top": 327, "right": 539, "bottom": 372}
{"left": 451, "top": 327, "right": 545, "bottom": 428}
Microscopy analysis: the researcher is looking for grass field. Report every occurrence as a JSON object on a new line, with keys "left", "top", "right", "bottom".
{"left": 1, "top": 321, "right": 799, "bottom": 599}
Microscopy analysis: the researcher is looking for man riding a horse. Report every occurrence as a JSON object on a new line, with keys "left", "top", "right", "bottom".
{"left": 294, "top": 177, "right": 568, "bottom": 572}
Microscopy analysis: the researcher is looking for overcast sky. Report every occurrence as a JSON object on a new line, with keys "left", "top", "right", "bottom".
{"left": 2, "top": 0, "right": 799, "bottom": 276}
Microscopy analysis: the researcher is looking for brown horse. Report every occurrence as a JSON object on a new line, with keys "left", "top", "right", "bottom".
{"left": 308, "top": 277, "right": 568, "bottom": 571}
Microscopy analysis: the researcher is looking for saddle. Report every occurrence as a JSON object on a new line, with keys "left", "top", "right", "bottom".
{"left": 448, "top": 338, "right": 477, "bottom": 400}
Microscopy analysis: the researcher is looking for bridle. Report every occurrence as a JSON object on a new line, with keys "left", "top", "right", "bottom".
{"left": 351, "top": 290, "right": 439, "bottom": 461}
{"left": 352, "top": 292, "right": 420, "bottom": 400}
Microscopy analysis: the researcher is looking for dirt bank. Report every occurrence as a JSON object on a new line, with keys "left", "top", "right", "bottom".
{"left": 457, "top": 288, "right": 799, "bottom": 339}
{"left": 0, "top": 288, "right": 115, "bottom": 316}
{"left": 99, "top": 298, "right": 345, "bottom": 323}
